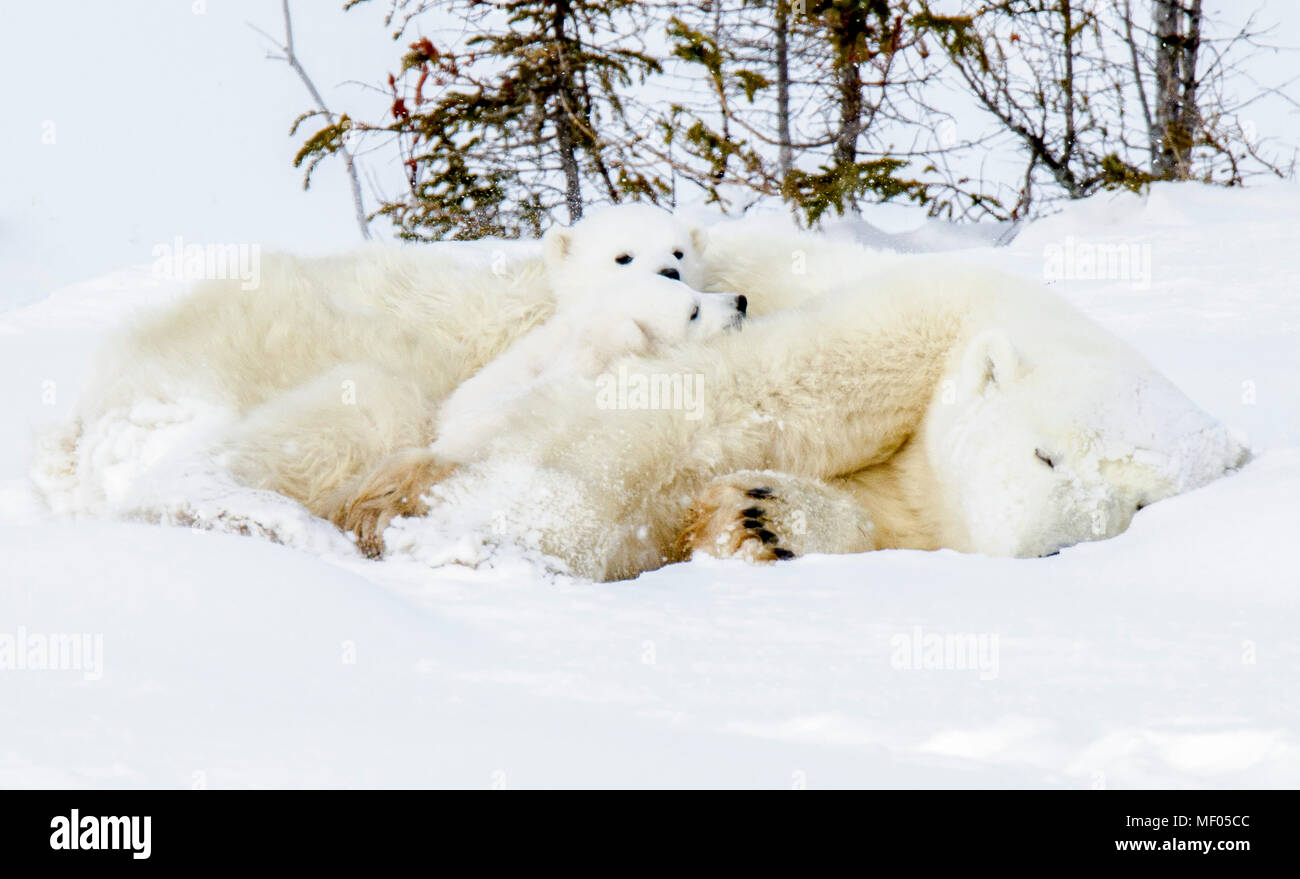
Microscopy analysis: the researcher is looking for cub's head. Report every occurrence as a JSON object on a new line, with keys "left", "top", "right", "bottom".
{"left": 620, "top": 278, "right": 747, "bottom": 347}
{"left": 543, "top": 204, "right": 708, "bottom": 301}
{"left": 924, "top": 329, "right": 1247, "bottom": 558}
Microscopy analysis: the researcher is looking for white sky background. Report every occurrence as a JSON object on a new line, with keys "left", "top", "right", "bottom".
{"left": 1, "top": 0, "right": 1296, "bottom": 306}
{"left": 0, "top": 0, "right": 400, "bottom": 305}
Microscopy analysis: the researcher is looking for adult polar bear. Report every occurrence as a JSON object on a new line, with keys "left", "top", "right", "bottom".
{"left": 35, "top": 206, "right": 1245, "bottom": 580}
{"left": 398, "top": 229, "right": 1247, "bottom": 580}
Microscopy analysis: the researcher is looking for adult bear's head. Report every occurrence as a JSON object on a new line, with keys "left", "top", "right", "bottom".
{"left": 923, "top": 324, "right": 1248, "bottom": 559}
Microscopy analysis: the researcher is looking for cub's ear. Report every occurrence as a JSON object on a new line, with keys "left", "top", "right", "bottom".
{"left": 542, "top": 225, "right": 573, "bottom": 265}
{"left": 689, "top": 225, "right": 708, "bottom": 257}
{"left": 961, "top": 329, "right": 1023, "bottom": 397}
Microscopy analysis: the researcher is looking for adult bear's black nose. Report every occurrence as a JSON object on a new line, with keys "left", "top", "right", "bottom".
{"left": 659, "top": 267, "right": 681, "bottom": 281}
{"left": 736, "top": 294, "right": 747, "bottom": 314}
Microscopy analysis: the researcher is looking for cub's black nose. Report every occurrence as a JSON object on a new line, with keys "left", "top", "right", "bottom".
{"left": 736, "top": 294, "right": 747, "bottom": 315}
{"left": 659, "top": 267, "right": 681, "bottom": 281}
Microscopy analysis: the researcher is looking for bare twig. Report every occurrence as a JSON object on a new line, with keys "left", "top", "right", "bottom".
{"left": 252, "top": 0, "right": 372, "bottom": 240}
{"left": 1123, "top": 0, "right": 1156, "bottom": 164}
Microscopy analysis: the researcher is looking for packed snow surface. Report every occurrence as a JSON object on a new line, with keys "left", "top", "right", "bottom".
{"left": 2, "top": 183, "right": 1297, "bottom": 788}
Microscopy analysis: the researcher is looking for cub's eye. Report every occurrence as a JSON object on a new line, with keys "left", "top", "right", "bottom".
{"left": 673, "top": 250, "right": 684, "bottom": 260}
{"left": 1035, "top": 448, "right": 1056, "bottom": 469}
{"left": 615, "top": 254, "right": 633, "bottom": 265}
{"left": 689, "top": 306, "right": 700, "bottom": 321}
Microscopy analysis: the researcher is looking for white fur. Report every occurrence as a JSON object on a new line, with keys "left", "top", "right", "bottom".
{"left": 32, "top": 209, "right": 1246, "bottom": 580}
{"left": 434, "top": 209, "right": 744, "bottom": 463}
{"left": 34, "top": 244, "right": 555, "bottom": 523}
{"left": 428, "top": 234, "right": 1247, "bottom": 579}
{"left": 543, "top": 203, "right": 709, "bottom": 303}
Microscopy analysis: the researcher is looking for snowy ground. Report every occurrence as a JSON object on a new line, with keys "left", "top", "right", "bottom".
{"left": 1, "top": 183, "right": 1297, "bottom": 789}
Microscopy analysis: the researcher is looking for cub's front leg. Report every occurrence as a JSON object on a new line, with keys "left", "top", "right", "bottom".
{"left": 677, "top": 469, "right": 877, "bottom": 563}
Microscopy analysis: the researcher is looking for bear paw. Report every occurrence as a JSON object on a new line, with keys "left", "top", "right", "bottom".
{"left": 327, "top": 448, "right": 457, "bottom": 559}
{"left": 677, "top": 473, "right": 802, "bottom": 564}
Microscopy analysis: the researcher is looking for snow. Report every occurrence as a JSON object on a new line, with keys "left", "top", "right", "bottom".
{"left": 2, "top": 182, "right": 1298, "bottom": 788}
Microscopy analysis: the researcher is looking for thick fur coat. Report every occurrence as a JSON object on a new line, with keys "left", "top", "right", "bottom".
{"left": 34, "top": 209, "right": 1246, "bottom": 580}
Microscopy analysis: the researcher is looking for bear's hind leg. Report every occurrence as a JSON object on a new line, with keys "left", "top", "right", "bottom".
{"left": 324, "top": 447, "right": 457, "bottom": 558}
{"left": 677, "top": 470, "right": 877, "bottom": 563}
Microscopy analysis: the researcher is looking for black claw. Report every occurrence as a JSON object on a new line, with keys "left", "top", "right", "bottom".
{"left": 740, "top": 506, "right": 765, "bottom": 519}
{"left": 755, "top": 529, "right": 777, "bottom": 544}
{"left": 745, "top": 487, "right": 774, "bottom": 499}
{"left": 772, "top": 547, "right": 795, "bottom": 559}
{"left": 742, "top": 518, "right": 763, "bottom": 529}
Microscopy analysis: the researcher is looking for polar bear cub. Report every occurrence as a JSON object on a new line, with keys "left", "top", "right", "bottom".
{"left": 544, "top": 202, "right": 710, "bottom": 301}
{"left": 432, "top": 206, "right": 747, "bottom": 463}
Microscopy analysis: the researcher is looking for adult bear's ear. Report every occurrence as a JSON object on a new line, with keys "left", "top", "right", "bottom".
{"left": 961, "top": 329, "right": 1023, "bottom": 397}
{"left": 542, "top": 225, "right": 573, "bottom": 265}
